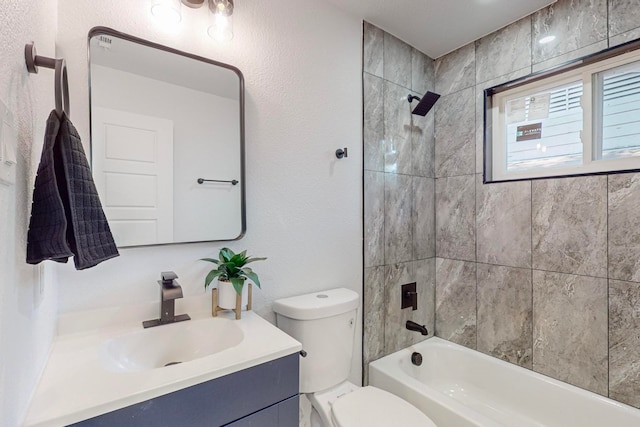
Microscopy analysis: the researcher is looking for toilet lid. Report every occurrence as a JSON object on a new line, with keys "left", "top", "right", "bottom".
{"left": 330, "top": 386, "right": 437, "bottom": 427}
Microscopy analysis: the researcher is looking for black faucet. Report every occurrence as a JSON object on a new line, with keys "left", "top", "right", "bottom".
{"left": 406, "top": 320, "right": 429, "bottom": 335}
{"left": 142, "top": 271, "right": 191, "bottom": 328}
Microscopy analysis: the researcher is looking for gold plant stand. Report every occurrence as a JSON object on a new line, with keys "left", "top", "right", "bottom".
{"left": 212, "top": 283, "right": 252, "bottom": 320}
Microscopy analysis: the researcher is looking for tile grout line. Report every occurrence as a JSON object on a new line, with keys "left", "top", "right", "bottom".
{"left": 606, "top": 1, "right": 611, "bottom": 397}
{"left": 361, "top": 23, "right": 368, "bottom": 383}
{"left": 606, "top": 173, "right": 610, "bottom": 398}
{"left": 381, "top": 27, "right": 387, "bottom": 360}
{"left": 474, "top": 40, "right": 479, "bottom": 352}
{"left": 433, "top": 256, "right": 612, "bottom": 281}
{"left": 363, "top": 23, "right": 372, "bottom": 382}
{"left": 530, "top": 179, "right": 535, "bottom": 373}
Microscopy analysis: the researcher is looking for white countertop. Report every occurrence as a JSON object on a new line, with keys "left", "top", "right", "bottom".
{"left": 23, "top": 296, "right": 301, "bottom": 427}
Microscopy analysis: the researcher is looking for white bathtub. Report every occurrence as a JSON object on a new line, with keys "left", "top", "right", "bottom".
{"left": 369, "top": 337, "right": 640, "bottom": 427}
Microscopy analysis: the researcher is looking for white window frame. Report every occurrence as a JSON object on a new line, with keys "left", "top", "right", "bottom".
{"left": 485, "top": 42, "right": 640, "bottom": 183}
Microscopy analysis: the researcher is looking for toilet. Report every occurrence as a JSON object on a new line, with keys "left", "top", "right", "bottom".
{"left": 273, "top": 288, "right": 437, "bottom": 427}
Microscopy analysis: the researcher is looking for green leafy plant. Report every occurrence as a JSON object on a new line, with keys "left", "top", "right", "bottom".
{"left": 200, "top": 248, "right": 267, "bottom": 295}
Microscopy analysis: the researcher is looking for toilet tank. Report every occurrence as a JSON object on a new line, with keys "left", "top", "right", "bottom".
{"left": 273, "top": 288, "right": 359, "bottom": 393}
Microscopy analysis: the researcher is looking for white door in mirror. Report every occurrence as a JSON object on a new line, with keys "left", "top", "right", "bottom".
{"left": 92, "top": 107, "right": 174, "bottom": 246}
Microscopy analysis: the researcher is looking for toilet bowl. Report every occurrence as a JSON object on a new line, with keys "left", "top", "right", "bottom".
{"left": 273, "top": 288, "right": 437, "bottom": 427}
{"left": 309, "top": 381, "right": 436, "bottom": 427}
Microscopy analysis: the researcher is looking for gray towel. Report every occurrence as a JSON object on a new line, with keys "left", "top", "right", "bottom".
{"left": 27, "top": 111, "right": 119, "bottom": 270}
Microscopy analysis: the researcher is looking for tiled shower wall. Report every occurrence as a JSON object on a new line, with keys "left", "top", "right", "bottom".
{"left": 362, "top": 22, "right": 436, "bottom": 382}
{"left": 432, "top": 0, "right": 640, "bottom": 408}
{"left": 364, "top": 0, "right": 640, "bottom": 408}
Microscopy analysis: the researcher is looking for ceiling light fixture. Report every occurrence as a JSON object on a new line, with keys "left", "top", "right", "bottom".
{"left": 207, "top": 0, "right": 234, "bottom": 42}
{"left": 182, "top": 0, "right": 206, "bottom": 8}
{"left": 151, "top": 0, "right": 234, "bottom": 41}
{"left": 150, "top": 0, "right": 182, "bottom": 24}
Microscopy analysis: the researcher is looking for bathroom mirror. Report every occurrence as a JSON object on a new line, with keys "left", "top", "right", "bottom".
{"left": 88, "top": 27, "right": 245, "bottom": 247}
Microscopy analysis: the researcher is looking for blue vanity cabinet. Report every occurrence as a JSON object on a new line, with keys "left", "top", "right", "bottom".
{"left": 70, "top": 353, "right": 299, "bottom": 427}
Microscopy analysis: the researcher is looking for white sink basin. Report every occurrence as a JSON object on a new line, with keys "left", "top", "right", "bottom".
{"left": 101, "top": 317, "right": 244, "bottom": 372}
{"left": 24, "top": 298, "right": 301, "bottom": 427}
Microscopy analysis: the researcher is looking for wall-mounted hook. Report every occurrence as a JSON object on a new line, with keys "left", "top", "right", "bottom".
{"left": 335, "top": 147, "right": 348, "bottom": 159}
{"left": 24, "top": 42, "right": 70, "bottom": 118}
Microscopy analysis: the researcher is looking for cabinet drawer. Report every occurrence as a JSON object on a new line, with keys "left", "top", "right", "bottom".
{"left": 225, "top": 395, "right": 298, "bottom": 427}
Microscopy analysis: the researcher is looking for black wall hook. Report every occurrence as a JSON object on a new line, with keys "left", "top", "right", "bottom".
{"left": 335, "top": 148, "right": 348, "bottom": 159}
{"left": 25, "top": 42, "right": 70, "bottom": 118}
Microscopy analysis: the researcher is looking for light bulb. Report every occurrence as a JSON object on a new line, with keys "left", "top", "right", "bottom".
{"left": 151, "top": 0, "right": 182, "bottom": 24}
{"left": 208, "top": 0, "right": 234, "bottom": 41}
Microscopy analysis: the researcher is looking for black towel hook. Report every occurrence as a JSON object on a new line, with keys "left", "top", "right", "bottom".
{"left": 25, "top": 42, "right": 70, "bottom": 119}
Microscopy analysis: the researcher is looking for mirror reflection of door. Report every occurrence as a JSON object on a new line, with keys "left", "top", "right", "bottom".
{"left": 89, "top": 28, "right": 245, "bottom": 247}
{"left": 92, "top": 108, "right": 174, "bottom": 246}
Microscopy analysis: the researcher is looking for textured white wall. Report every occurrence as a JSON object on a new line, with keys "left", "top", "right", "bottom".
{"left": 54, "top": 0, "right": 363, "bottom": 382}
{"left": 0, "top": 1, "right": 59, "bottom": 425}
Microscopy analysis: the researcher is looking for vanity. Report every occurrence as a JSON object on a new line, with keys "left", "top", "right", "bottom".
{"left": 23, "top": 296, "right": 302, "bottom": 426}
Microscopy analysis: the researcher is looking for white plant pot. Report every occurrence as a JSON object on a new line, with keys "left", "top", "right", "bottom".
{"left": 217, "top": 280, "right": 249, "bottom": 310}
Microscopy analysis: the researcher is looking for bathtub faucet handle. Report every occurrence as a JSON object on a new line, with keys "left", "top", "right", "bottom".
{"left": 401, "top": 282, "right": 418, "bottom": 311}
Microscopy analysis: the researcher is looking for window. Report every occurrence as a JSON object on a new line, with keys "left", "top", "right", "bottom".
{"left": 485, "top": 41, "right": 640, "bottom": 182}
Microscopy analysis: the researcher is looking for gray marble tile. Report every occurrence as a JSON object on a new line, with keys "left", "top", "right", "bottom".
{"left": 385, "top": 173, "right": 412, "bottom": 264}
{"left": 364, "top": 171, "right": 385, "bottom": 267}
{"left": 417, "top": 258, "right": 436, "bottom": 341}
{"left": 435, "top": 43, "right": 475, "bottom": 96}
{"left": 532, "top": 176, "right": 607, "bottom": 278}
{"left": 475, "top": 68, "right": 532, "bottom": 174}
{"left": 435, "top": 175, "right": 476, "bottom": 262}
{"left": 384, "top": 259, "right": 435, "bottom": 354}
{"left": 532, "top": 270, "right": 607, "bottom": 395}
{"left": 610, "top": 26, "right": 640, "bottom": 48}
{"left": 435, "top": 258, "right": 477, "bottom": 348}
{"left": 609, "top": 0, "right": 640, "bottom": 37}
{"left": 532, "top": 0, "right": 607, "bottom": 64}
{"left": 413, "top": 177, "right": 435, "bottom": 260}
{"left": 477, "top": 264, "right": 532, "bottom": 368}
{"left": 475, "top": 17, "right": 532, "bottom": 85}
{"left": 384, "top": 32, "right": 412, "bottom": 89}
{"left": 476, "top": 176, "right": 531, "bottom": 268}
{"left": 435, "top": 87, "right": 475, "bottom": 177}
{"left": 364, "top": 266, "right": 386, "bottom": 368}
{"left": 411, "top": 107, "right": 435, "bottom": 178}
{"left": 364, "top": 73, "right": 384, "bottom": 172}
{"left": 609, "top": 279, "right": 640, "bottom": 409}
{"left": 532, "top": 40, "right": 608, "bottom": 73}
{"left": 363, "top": 21, "right": 383, "bottom": 77}
{"left": 609, "top": 172, "right": 640, "bottom": 282}
{"left": 384, "top": 81, "right": 413, "bottom": 175}
{"left": 411, "top": 48, "right": 434, "bottom": 95}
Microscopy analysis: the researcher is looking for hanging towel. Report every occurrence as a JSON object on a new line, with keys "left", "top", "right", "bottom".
{"left": 27, "top": 111, "right": 119, "bottom": 270}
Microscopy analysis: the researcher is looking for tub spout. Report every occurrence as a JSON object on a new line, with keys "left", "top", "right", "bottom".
{"left": 406, "top": 320, "right": 429, "bottom": 335}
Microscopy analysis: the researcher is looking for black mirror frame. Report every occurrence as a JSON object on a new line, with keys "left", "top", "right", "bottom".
{"left": 87, "top": 26, "right": 246, "bottom": 246}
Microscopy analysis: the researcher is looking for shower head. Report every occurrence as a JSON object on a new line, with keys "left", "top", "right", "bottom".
{"left": 407, "top": 91, "right": 440, "bottom": 116}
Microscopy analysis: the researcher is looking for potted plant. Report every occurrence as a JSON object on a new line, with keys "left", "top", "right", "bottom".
{"left": 201, "top": 248, "right": 266, "bottom": 311}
